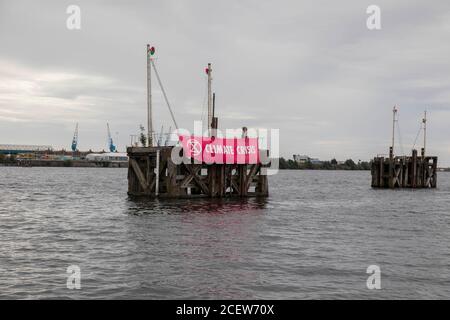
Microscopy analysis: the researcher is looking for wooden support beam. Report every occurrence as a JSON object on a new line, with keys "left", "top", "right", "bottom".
{"left": 393, "top": 165, "right": 402, "bottom": 188}
{"left": 412, "top": 150, "right": 418, "bottom": 188}
{"left": 238, "top": 165, "right": 247, "bottom": 196}
{"left": 217, "top": 165, "right": 225, "bottom": 197}
{"left": 166, "top": 158, "right": 180, "bottom": 196}
{"left": 379, "top": 157, "right": 384, "bottom": 187}
{"left": 180, "top": 173, "right": 195, "bottom": 188}
{"left": 402, "top": 159, "right": 408, "bottom": 187}
{"left": 432, "top": 157, "right": 438, "bottom": 188}
{"left": 128, "top": 147, "right": 269, "bottom": 198}
{"left": 245, "top": 164, "right": 260, "bottom": 191}
{"left": 208, "top": 164, "right": 216, "bottom": 197}
{"left": 129, "top": 158, "right": 148, "bottom": 192}
{"left": 184, "top": 164, "right": 210, "bottom": 195}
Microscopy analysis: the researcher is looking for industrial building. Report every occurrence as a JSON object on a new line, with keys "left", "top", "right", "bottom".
{"left": 0, "top": 144, "right": 53, "bottom": 155}
{"left": 293, "top": 154, "right": 322, "bottom": 165}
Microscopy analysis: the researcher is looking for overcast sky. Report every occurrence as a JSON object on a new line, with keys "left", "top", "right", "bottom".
{"left": 1, "top": 0, "right": 450, "bottom": 164}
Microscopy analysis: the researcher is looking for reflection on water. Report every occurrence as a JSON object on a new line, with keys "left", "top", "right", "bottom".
{"left": 123, "top": 197, "right": 270, "bottom": 299}
{"left": 126, "top": 196, "right": 268, "bottom": 215}
{"left": 1, "top": 167, "right": 450, "bottom": 299}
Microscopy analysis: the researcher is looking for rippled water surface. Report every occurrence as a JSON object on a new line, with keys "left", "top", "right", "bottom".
{"left": 1, "top": 167, "right": 449, "bottom": 299}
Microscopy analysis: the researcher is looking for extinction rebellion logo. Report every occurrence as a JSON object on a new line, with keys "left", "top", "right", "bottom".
{"left": 187, "top": 139, "right": 202, "bottom": 157}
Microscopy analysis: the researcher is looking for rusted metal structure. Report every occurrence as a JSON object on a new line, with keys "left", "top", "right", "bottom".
{"left": 127, "top": 146, "right": 269, "bottom": 198}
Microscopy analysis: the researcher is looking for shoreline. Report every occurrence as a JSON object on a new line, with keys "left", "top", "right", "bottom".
{"left": 0, "top": 159, "right": 127, "bottom": 168}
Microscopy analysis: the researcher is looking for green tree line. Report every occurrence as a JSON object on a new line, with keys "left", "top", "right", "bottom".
{"left": 279, "top": 157, "right": 371, "bottom": 170}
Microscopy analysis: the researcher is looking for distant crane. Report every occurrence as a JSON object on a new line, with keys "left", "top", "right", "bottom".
{"left": 71, "top": 123, "right": 79, "bottom": 152}
{"left": 157, "top": 125, "right": 164, "bottom": 146}
{"left": 164, "top": 126, "right": 172, "bottom": 146}
{"left": 107, "top": 123, "right": 117, "bottom": 153}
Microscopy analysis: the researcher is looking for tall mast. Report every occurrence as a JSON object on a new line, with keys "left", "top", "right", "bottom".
{"left": 207, "top": 63, "right": 212, "bottom": 136}
{"left": 392, "top": 105, "right": 398, "bottom": 155}
{"left": 147, "top": 44, "right": 154, "bottom": 147}
{"left": 423, "top": 110, "right": 427, "bottom": 156}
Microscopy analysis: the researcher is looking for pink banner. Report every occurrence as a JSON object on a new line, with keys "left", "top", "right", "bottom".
{"left": 178, "top": 135, "right": 260, "bottom": 164}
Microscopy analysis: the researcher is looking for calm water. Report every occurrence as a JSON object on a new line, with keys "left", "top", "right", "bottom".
{"left": 0, "top": 167, "right": 449, "bottom": 299}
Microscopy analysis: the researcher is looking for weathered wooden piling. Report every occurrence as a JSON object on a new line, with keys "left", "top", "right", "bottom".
{"left": 127, "top": 146, "right": 269, "bottom": 198}
{"left": 371, "top": 147, "right": 437, "bottom": 189}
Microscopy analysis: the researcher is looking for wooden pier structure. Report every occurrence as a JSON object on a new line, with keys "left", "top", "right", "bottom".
{"left": 371, "top": 107, "right": 438, "bottom": 189}
{"left": 127, "top": 146, "right": 269, "bottom": 198}
{"left": 371, "top": 148, "right": 437, "bottom": 189}
{"left": 127, "top": 47, "right": 269, "bottom": 198}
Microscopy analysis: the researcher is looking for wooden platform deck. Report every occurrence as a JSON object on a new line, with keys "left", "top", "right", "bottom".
{"left": 127, "top": 146, "right": 269, "bottom": 198}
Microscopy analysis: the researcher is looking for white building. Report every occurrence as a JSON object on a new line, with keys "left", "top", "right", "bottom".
{"left": 293, "top": 154, "right": 322, "bottom": 165}
{"left": 85, "top": 152, "right": 128, "bottom": 162}
{"left": 293, "top": 154, "right": 310, "bottom": 163}
{"left": 0, "top": 144, "right": 53, "bottom": 154}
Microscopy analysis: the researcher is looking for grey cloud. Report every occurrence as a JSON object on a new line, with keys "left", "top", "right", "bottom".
{"left": 1, "top": 0, "right": 450, "bottom": 164}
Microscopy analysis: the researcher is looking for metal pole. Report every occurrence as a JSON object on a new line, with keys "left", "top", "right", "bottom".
{"left": 207, "top": 63, "right": 212, "bottom": 136}
{"left": 212, "top": 92, "right": 216, "bottom": 119}
{"left": 147, "top": 44, "right": 153, "bottom": 147}
{"left": 392, "top": 106, "right": 397, "bottom": 155}
{"left": 423, "top": 110, "right": 427, "bottom": 156}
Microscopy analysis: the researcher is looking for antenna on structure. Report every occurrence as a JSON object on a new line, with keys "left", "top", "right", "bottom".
{"left": 423, "top": 110, "right": 427, "bottom": 156}
{"left": 147, "top": 44, "right": 155, "bottom": 147}
{"left": 212, "top": 92, "right": 216, "bottom": 121}
{"left": 211, "top": 92, "right": 218, "bottom": 137}
{"left": 146, "top": 44, "right": 179, "bottom": 146}
{"left": 206, "top": 63, "right": 212, "bottom": 136}
{"left": 391, "top": 105, "right": 398, "bottom": 157}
